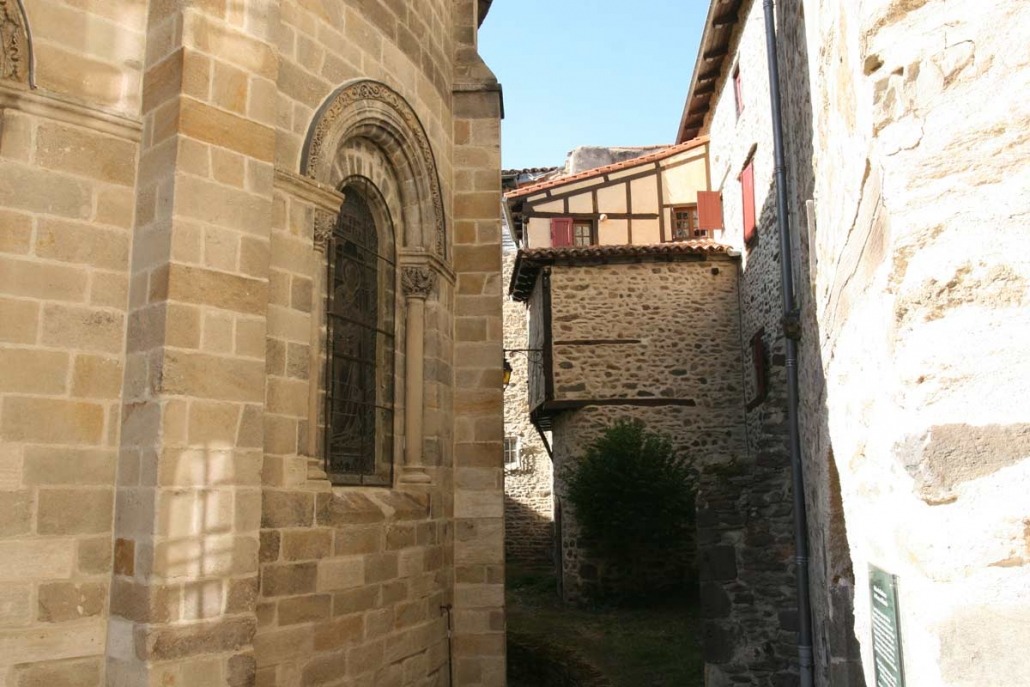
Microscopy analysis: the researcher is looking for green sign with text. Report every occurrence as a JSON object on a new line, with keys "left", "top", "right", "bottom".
{"left": 869, "top": 565, "right": 905, "bottom": 687}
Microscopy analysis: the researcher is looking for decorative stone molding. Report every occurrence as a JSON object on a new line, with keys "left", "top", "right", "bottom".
{"left": 401, "top": 265, "right": 436, "bottom": 300}
{"left": 0, "top": 0, "right": 33, "bottom": 88}
{"left": 313, "top": 209, "right": 336, "bottom": 253}
{"left": 301, "top": 80, "right": 447, "bottom": 258}
{"left": 273, "top": 168, "right": 345, "bottom": 214}
{"left": 0, "top": 84, "right": 141, "bottom": 140}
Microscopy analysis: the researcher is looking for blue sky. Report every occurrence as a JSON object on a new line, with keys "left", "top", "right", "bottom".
{"left": 479, "top": 0, "right": 708, "bottom": 170}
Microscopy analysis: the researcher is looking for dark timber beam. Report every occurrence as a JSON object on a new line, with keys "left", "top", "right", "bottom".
{"left": 702, "top": 45, "right": 729, "bottom": 60}
{"left": 698, "top": 67, "right": 721, "bottom": 81}
{"left": 712, "top": 11, "right": 738, "bottom": 27}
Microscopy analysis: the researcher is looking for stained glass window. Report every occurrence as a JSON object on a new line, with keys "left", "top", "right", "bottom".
{"left": 325, "top": 192, "right": 395, "bottom": 485}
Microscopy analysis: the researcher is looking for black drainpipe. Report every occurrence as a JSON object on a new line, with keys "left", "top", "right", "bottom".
{"left": 762, "top": 2, "right": 814, "bottom": 686}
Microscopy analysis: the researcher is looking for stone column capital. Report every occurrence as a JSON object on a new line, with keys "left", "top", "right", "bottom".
{"left": 313, "top": 209, "right": 336, "bottom": 253}
{"left": 401, "top": 265, "right": 436, "bottom": 299}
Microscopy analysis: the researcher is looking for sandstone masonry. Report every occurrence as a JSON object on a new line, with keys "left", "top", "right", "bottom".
{"left": 0, "top": 1, "right": 505, "bottom": 686}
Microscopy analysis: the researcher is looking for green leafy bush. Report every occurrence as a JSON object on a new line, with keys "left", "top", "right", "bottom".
{"left": 563, "top": 419, "right": 695, "bottom": 599}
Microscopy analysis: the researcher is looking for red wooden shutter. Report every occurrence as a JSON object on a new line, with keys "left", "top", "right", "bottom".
{"left": 697, "top": 191, "right": 723, "bottom": 232}
{"left": 550, "top": 218, "right": 573, "bottom": 247}
{"left": 740, "top": 161, "right": 756, "bottom": 243}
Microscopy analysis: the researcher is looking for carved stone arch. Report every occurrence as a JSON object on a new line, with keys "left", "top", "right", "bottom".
{"left": 333, "top": 140, "right": 404, "bottom": 255}
{"left": 302, "top": 79, "right": 447, "bottom": 259}
{"left": 0, "top": 0, "right": 34, "bottom": 87}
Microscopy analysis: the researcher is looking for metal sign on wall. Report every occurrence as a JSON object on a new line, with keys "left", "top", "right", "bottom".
{"left": 869, "top": 565, "right": 906, "bottom": 687}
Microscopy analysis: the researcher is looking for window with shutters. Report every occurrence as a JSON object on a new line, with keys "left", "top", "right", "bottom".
{"left": 740, "top": 160, "right": 756, "bottom": 244}
{"left": 550, "top": 217, "right": 573, "bottom": 247}
{"left": 550, "top": 217, "right": 595, "bottom": 247}
{"left": 672, "top": 205, "right": 699, "bottom": 240}
{"left": 325, "top": 192, "right": 395, "bottom": 486}
{"left": 733, "top": 65, "right": 744, "bottom": 118}
{"left": 696, "top": 191, "right": 724, "bottom": 238}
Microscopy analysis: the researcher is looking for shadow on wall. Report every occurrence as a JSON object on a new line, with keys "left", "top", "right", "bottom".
{"left": 504, "top": 494, "right": 554, "bottom": 570}
{"left": 776, "top": 1, "right": 865, "bottom": 684}
{"left": 107, "top": 436, "right": 259, "bottom": 684}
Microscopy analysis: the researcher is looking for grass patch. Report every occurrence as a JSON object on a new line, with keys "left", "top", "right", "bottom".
{"left": 507, "top": 565, "right": 703, "bottom": 687}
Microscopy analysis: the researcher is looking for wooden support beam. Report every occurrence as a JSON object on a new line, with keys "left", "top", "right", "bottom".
{"left": 712, "top": 11, "right": 738, "bottom": 27}
{"left": 702, "top": 45, "right": 729, "bottom": 60}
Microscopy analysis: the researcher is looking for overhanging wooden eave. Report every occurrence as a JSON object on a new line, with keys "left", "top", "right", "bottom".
{"left": 675, "top": 0, "right": 750, "bottom": 144}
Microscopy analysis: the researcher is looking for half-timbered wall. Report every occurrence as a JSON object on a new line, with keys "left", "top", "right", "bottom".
{"left": 521, "top": 142, "right": 713, "bottom": 248}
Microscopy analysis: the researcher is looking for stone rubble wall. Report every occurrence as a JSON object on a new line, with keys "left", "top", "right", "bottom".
{"left": 702, "top": 2, "right": 803, "bottom": 683}
{"left": 501, "top": 449, "right": 552, "bottom": 567}
{"left": 544, "top": 258, "right": 749, "bottom": 603}
{"left": 703, "top": 0, "right": 1030, "bottom": 684}
{"left": 502, "top": 251, "right": 553, "bottom": 567}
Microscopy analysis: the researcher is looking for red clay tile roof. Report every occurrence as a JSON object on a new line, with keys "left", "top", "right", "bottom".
{"left": 508, "top": 240, "right": 735, "bottom": 302}
{"left": 504, "top": 136, "right": 710, "bottom": 200}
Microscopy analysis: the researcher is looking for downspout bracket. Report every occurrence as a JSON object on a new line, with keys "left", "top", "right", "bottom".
{"left": 782, "top": 309, "right": 802, "bottom": 341}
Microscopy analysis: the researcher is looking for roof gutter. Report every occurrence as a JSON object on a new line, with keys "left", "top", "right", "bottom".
{"left": 762, "top": 2, "right": 814, "bottom": 685}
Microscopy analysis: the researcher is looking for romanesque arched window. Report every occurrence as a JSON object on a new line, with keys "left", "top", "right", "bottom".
{"left": 325, "top": 191, "right": 395, "bottom": 485}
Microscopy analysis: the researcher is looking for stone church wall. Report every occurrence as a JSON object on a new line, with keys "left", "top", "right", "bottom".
{"left": 0, "top": 0, "right": 144, "bottom": 683}
{"left": 255, "top": 3, "right": 462, "bottom": 685}
{"left": 0, "top": 1, "right": 505, "bottom": 686}
{"left": 501, "top": 251, "right": 553, "bottom": 567}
